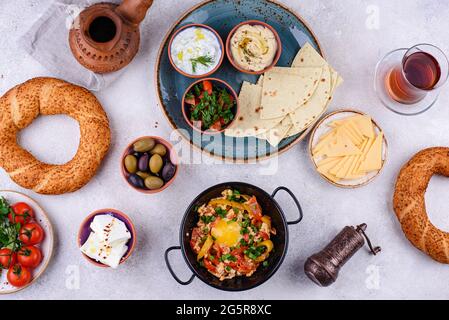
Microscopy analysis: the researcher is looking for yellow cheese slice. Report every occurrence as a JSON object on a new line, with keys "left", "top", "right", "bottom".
{"left": 345, "top": 121, "right": 364, "bottom": 144}
{"left": 329, "top": 115, "right": 374, "bottom": 139}
{"left": 316, "top": 156, "right": 343, "bottom": 167}
{"left": 312, "top": 129, "right": 337, "bottom": 155}
{"left": 322, "top": 171, "right": 341, "bottom": 183}
{"left": 211, "top": 219, "right": 241, "bottom": 247}
{"left": 335, "top": 115, "right": 374, "bottom": 139}
{"left": 355, "top": 136, "right": 375, "bottom": 174}
{"left": 330, "top": 156, "right": 350, "bottom": 176}
{"left": 319, "top": 133, "right": 361, "bottom": 158}
{"left": 358, "top": 132, "right": 383, "bottom": 172}
{"left": 317, "top": 158, "right": 342, "bottom": 182}
{"left": 346, "top": 138, "right": 370, "bottom": 179}
{"left": 336, "top": 155, "right": 356, "bottom": 179}
{"left": 339, "top": 125, "right": 363, "bottom": 147}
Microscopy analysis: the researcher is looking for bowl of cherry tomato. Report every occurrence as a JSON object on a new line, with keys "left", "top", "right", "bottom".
{"left": 0, "top": 191, "right": 54, "bottom": 294}
{"left": 182, "top": 78, "right": 239, "bottom": 134}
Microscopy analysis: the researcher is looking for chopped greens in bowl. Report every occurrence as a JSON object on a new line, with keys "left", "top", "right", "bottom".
{"left": 182, "top": 79, "right": 238, "bottom": 133}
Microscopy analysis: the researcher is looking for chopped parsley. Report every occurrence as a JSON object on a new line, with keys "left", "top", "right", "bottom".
{"left": 244, "top": 246, "right": 266, "bottom": 260}
{"left": 227, "top": 189, "right": 245, "bottom": 203}
{"left": 201, "top": 215, "right": 216, "bottom": 224}
{"left": 215, "top": 207, "right": 227, "bottom": 218}
{"left": 186, "top": 81, "right": 236, "bottom": 131}
{"left": 0, "top": 197, "right": 21, "bottom": 251}
{"left": 221, "top": 254, "right": 237, "bottom": 262}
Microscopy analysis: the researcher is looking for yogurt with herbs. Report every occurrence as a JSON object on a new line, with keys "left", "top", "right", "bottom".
{"left": 170, "top": 26, "right": 222, "bottom": 76}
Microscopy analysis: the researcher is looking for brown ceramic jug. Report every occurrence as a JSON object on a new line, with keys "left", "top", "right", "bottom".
{"left": 69, "top": 0, "right": 153, "bottom": 73}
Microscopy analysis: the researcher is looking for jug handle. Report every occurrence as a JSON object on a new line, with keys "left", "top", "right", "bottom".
{"left": 115, "top": 0, "right": 154, "bottom": 26}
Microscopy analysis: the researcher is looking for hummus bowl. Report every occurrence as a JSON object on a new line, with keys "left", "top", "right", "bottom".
{"left": 226, "top": 20, "right": 282, "bottom": 75}
{"left": 164, "top": 182, "right": 303, "bottom": 291}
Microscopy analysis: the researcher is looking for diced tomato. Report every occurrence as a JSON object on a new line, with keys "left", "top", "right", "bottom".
{"left": 202, "top": 80, "right": 213, "bottom": 95}
{"left": 236, "top": 259, "right": 254, "bottom": 274}
{"left": 190, "top": 228, "right": 202, "bottom": 252}
{"left": 247, "top": 196, "right": 262, "bottom": 220}
{"left": 210, "top": 120, "right": 222, "bottom": 131}
{"left": 212, "top": 243, "right": 222, "bottom": 259}
{"left": 258, "top": 231, "right": 270, "bottom": 241}
{"left": 203, "top": 258, "right": 217, "bottom": 273}
{"left": 243, "top": 234, "right": 249, "bottom": 242}
{"left": 185, "top": 96, "right": 196, "bottom": 105}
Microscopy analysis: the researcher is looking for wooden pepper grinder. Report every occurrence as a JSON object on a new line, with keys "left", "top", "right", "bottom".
{"left": 69, "top": 0, "right": 154, "bottom": 73}
{"left": 304, "top": 223, "right": 381, "bottom": 287}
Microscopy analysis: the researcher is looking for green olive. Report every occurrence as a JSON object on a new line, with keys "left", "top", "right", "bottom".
{"left": 150, "top": 143, "right": 167, "bottom": 156}
{"left": 136, "top": 171, "right": 150, "bottom": 179}
{"left": 133, "top": 138, "right": 155, "bottom": 152}
{"left": 144, "top": 176, "right": 164, "bottom": 190}
{"left": 124, "top": 155, "right": 137, "bottom": 173}
{"left": 149, "top": 154, "right": 163, "bottom": 174}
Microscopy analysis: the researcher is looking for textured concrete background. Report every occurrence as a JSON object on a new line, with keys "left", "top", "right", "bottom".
{"left": 1, "top": 0, "right": 449, "bottom": 300}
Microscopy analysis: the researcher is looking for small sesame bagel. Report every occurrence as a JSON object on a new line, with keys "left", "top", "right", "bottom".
{"left": 0, "top": 77, "right": 110, "bottom": 194}
{"left": 393, "top": 147, "right": 449, "bottom": 264}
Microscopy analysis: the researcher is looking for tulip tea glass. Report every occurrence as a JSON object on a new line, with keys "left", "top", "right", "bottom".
{"left": 375, "top": 44, "right": 448, "bottom": 115}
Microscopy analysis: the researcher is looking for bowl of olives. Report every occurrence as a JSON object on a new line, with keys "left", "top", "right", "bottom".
{"left": 121, "top": 136, "right": 178, "bottom": 193}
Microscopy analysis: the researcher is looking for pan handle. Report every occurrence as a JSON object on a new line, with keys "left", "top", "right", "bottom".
{"left": 271, "top": 186, "right": 303, "bottom": 225}
{"left": 164, "top": 246, "right": 195, "bottom": 285}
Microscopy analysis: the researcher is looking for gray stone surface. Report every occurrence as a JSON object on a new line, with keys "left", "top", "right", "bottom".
{"left": 1, "top": 0, "right": 448, "bottom": 300}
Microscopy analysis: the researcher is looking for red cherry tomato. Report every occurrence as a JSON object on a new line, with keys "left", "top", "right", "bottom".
{"left": 202, "top": 80, "right": 213, "bottom": 95}
{"left": 7, "top": 264, "right": 31, "bottom": 288}
{"left": 8, "top": 202, "right": 35, "bottom": 225}
{"left": 17, "top": 246, "right": 42, "bottom": 269}
{"left": 0, "top": 248, "right": 16, "bottom": 269}
{"left": 19, "top": 222, "right": 45, "bottom": 245}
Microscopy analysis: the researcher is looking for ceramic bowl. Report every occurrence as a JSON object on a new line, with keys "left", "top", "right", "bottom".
{"left": 182, "top": 78, "right": 239, "bottom": 135}
{"left": 168, "top": 23, "right": 224, "bottom": 78}
{"left": 308, "top": 109, "right": 388, "bottom": 188}
{"left": 121, "top": 136, "right": 178, "bottom": 194}
{"left": 78, "top": 209, "right": 136, "bottom": 268}
{"left": 226, "top": 20, "right": 282, "bottom": 75}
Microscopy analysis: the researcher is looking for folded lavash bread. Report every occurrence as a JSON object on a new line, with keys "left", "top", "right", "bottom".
{"left": 259, "top": 67, "right": 323, "bottom": 120}
{"left": 224, "top": 81, "right": 284, "bottom": 137}
{"left": 225, "top": 43, "right": 342, "bottom": 147}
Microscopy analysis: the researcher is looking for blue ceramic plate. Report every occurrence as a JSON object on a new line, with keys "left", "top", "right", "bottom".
{"left": 156, "top": 0, "right": 322, "bottom": 162}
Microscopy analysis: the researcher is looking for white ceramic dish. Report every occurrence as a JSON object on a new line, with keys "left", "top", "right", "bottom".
{"left": 0, "top": 190, "right": 54, "bottom": 294}
{"left": 308, "top": 109, "right": 388, "bottom": 188}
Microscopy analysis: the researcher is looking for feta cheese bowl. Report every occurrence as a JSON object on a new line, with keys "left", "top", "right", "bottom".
{"left": 168, "top": 24, "right": 224, "bottom": 78}
{"left": 78, "top": 209, "right": 136, "bottom": 268}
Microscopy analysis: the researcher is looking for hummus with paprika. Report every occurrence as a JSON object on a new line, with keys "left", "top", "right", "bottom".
{"left": 229, "top": 24, "right": 278, "bottom": 72}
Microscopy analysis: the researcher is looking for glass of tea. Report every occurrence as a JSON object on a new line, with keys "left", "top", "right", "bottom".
{"left": 375, "top": 44, "right": 448, "bottom": 115}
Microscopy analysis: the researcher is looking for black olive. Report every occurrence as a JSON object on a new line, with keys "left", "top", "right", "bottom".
{"left": 127, "top": 174, "right": 145, "bottom": 189}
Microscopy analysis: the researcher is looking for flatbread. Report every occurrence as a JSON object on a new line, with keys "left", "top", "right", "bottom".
{"left": 224, "top": 81, "right": 283, "bottom": 137}
{"left": 289, "top": 65, "right": 331, "bottom": 131}
{"left": 256, "top": 116, "right": 293, "bottom": 147}
{"left": 259, "top": 68, "right": 322, "bottom": 119}
{"left": 293, "top": 42, "right": 343, "bottom": 87}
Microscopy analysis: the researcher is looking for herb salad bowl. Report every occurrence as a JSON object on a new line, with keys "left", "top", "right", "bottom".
{"left": 181, "top": 78, "right": 239, "bottom": 135}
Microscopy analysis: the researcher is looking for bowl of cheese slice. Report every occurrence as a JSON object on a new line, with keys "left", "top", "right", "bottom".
{"left": 308, "top": 109, "right": 388, "bottom": 188}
